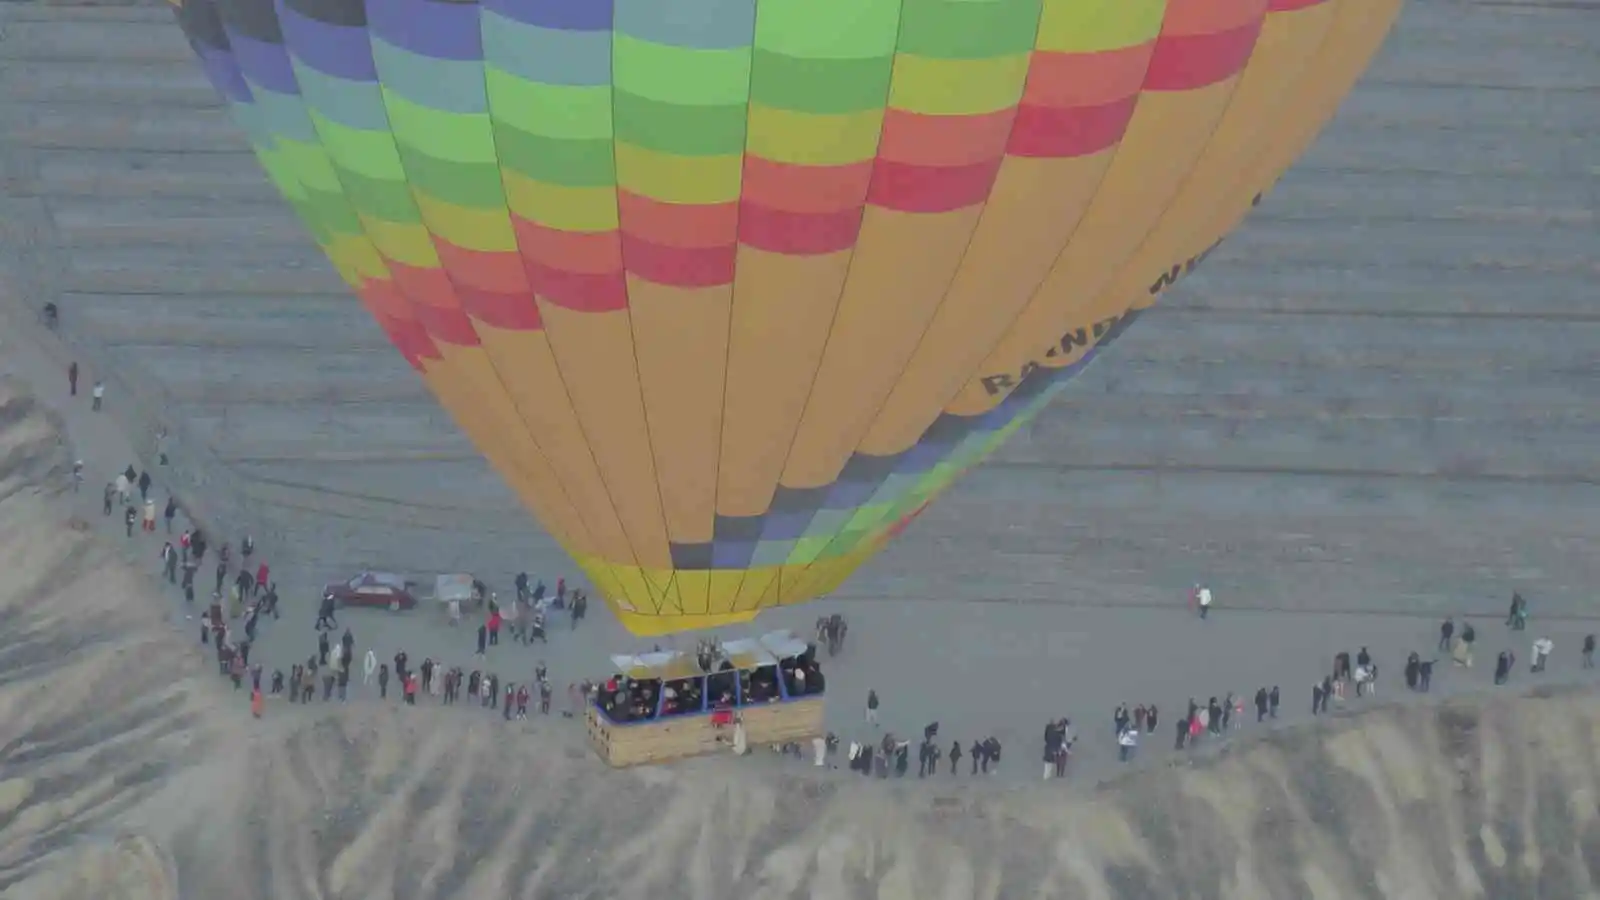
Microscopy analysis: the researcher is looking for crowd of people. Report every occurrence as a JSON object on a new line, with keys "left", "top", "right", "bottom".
{"left": 74, "top": 396, "right": 578, "bottom": 724}
{"left": 836, "top": 724, "right": 1004, "bottom": 779}
{"left": 810, "top": 595, "right": 1600, "bottom": 785}
{"left": 53, "top": 359, "right": 1600, "bottom": 784}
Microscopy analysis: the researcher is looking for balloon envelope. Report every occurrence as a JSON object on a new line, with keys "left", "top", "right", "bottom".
{"left": 173, "top": 0, "right": 1402, "bottom": 635}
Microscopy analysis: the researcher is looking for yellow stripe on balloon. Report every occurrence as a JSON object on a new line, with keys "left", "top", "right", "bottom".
{"left": 1036, "top": 0, "right": 1165, "bottom": 53}
{"left": 326, "top": 234, "right": 388, "bottom": 281}
{"left": 503, "top": 172, "right": 620, "bottom": 232}
{"left": 888, "top": 53, "right": 1033, "bottom": 116}
{"left": 745, "top": 104, "right": 884, "bottom": 167}
{"left": 615, "top": 142, "right": 744, "bottom": 205}
{"left": 361, "top": 217, "right": 442, "bottom": 268}
{"left": 413, "top": 193, "right": 518, "bottom": 253}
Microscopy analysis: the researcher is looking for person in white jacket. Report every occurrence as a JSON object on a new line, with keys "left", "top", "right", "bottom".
{"left": 1532, "top": 637, "right": 1553, "bottom": 672}
{"left": 1117, "top": 728, "right": 1139, "bottom": 762}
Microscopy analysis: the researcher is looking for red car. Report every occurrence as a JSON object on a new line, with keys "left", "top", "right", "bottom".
{"left": 323, "top": 571, "right": 419, "bottom": 610}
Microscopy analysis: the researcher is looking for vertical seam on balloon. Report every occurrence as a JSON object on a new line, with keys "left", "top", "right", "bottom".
{"left": 708, "top": 3, "right": 766, "bottom": 619}
{"left": 955, "top": 1, "right": 1206, "bottom": 400}
{"left": 733, "top": 0, "right": 912, "bottom": 617}
{"left": 468, "top": 7, "right": 645, "bottom": 593}
{"left": 354, "top": 19, "right": 599, "bottom": 567}
{"left": 776, "top": 0, "right": 1137, "bottom": 599}
{"left": 608, "top": 14, "right": 681, "bottom": 615}
{"left": 1079, "top": 1, "right": 1298, "bottom": 331}
{"left": 246, "top": 16, "right": 590, "bottom": 555}
{"left": 778, "top": 0, "right": 1165, "bottom": 586}
{"left": 481, "top": 14, "right": 657, "bottom": 616}
{"left": 806, "top": 0, "right": 1148, "bottom": 514}
{"left": 905, "top": 0, "right": 1353, "bottom": 543}
{"left": 775, "top": 0, "right": 1056, "bottom": 589}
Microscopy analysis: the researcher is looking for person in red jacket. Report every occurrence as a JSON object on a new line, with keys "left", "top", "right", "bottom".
{"left": 255, "top": 561, "right": 269, "bottom": 596}
{"left": 487, "top": 610, "right": 502, "bottom": 646}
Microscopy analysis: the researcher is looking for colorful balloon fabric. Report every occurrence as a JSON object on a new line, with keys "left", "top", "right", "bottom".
{"left": 173, "top": 0, "right": 1403, "bottom": 635}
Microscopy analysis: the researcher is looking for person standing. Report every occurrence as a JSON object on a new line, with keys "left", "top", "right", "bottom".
{"left": 1117, "top": 728, "right": 1138, "bottom": 762}
{"left": 315, "top": 593, "right": 337, "bottom": 631}
{"left": 1197, "top": 584, "right": 1213, "bottom": 619}
{"left": 162, "top": 542, "right": 179, "bottom": 583}
{"left": 1583, "top": 634, "right": 1596, "bottom": 669}
{"left": 68, "top": 361, "right": 79, "bottom": 396}
{"left": 866, "top": 689, "right": 880, "bottom": 726}
{"left": 1531, "top": 637, "right": 1553, "bottom": 672}
{"left": 91, "top": 380, "right": 105, "bottom": 411}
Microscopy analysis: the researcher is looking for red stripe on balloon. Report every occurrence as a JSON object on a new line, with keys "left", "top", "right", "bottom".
{"left": 524, "top": 261, "right": 630, "bottom": 313}
{"left": 455, "top": 284, "right": 543, "bottom": 331}
{"left": 1007, "top": 96, "right": 1138, "bottom": 158}
{"left": 1023, "top": 45, "right": 1155, "bottom": 108}
{"left": 357, "top": 285, "right": 437, "bottom": 368}
{"left": 867, "top": 157, "right": 1004, "bottom": 213}
{"left": 620, "top": 233, "right": 737, "bottom": 287}
{"left": 1145, "top": 21, "right": 1264, "bottom": 91}
{"left": 385, "top": 261, "right": 481, "bottom": 347}
{"left": 433, "top": 241, "right": 533, "bottom": 295}
{"left": 738, "top": 203, "right": 863, "bottom": 255}
{"left": 741, "top": 157, "right": 875, "bottom": 215}
{"left": 618, "top": 192, "right": 738, "bottom": 249}
{"left": 511, "top": 218, "right": 623, "bottom": 274}
{"left": 877, "top": 107, "right": 1017, "bottom": 167}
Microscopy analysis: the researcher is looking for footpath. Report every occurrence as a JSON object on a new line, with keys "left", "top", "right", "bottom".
{"left": 0, "top": 303, "right": 233, "bottom": 611}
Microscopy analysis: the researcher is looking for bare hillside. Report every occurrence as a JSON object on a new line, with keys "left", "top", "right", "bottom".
{"left": 2, "top": 376, "right": 1597, "bottom": 900}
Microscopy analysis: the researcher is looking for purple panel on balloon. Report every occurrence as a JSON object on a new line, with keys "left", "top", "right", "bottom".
{"left": 226, "top": 31, "right": 300, "bottom": 95}
{"left": 757, "top": 509, "right": 815, "bottom": 542}
{"left": 892, "top": 441, "right": 946, "bottom": 476}
{"left": 197, "top": 44, "right": 254, "bottom": 103}
{"left": 278, "top": 3, "right": 378, "bottom": 81}
{"left": 484, "top": 0, "right": 614, "bottom": 31}
{"left": 711, "top": 540, "right": 757, "bottom": 570}
{"left": 368, "top": 0, "right": 483, "bottom": 60}
{"left": 823, "top": 478, "right": 878, "bottom": 510}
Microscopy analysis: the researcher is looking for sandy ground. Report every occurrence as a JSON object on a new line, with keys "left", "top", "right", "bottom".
{"left": 3, "top": 376, "right": 1600, "bottom": 900}
{"left": 0, "top": 0, "right": 1596, "bottom": 799}
{"left": 3, "top": 303, "right": 1595, "bottom": 786}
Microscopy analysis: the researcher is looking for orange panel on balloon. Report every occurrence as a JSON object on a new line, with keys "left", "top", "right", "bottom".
{"left": 172, "top": 0, "right": 1402, "bottom": 634}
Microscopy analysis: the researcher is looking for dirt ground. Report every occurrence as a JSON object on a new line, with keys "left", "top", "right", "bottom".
{"left": 4, "top": 376, "right": 1600, "bottom": 900}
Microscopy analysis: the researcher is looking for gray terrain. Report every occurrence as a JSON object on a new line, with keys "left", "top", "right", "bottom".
{"left": 3, "top": 378, "right": 1600, "bottom": 900}
{"left": 0, "top": 0, "right": 1597, "bottom": 792}
{"left": 1, "top": 0, "right": 1595, "bottom": 617}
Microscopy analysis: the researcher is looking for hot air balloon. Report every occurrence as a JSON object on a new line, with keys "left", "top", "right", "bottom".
{"left": 171, "top": 0, "right": 1402, "bottom": 635}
